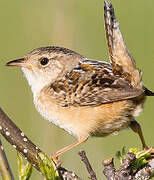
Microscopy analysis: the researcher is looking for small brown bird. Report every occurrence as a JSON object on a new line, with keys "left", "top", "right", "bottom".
{"left": 6, "top": 1, "right": 154, "bottom": 164}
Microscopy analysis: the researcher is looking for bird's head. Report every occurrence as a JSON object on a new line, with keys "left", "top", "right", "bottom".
{"left": 6, "top": 46, "right": 84, "bottom": 95}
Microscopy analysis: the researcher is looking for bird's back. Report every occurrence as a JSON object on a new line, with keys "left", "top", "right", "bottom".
{"left": 43, "top": 59, "right": 144, "bottom": 108}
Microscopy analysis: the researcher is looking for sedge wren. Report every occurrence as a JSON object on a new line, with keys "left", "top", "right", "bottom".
{"left": 6, "top": 1, "right": 154, "bottom": 164}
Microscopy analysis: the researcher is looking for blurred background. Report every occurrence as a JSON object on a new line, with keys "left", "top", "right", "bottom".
{"left": 0, "top": 0, "right": 154, "bottom": 179}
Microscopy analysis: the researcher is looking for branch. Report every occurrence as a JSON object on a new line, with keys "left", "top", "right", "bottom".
{"left": 102, "top": 152, "right": 154, "bottom": 180}
{"left": 102, "top": 158, "right": 116, "bottom": 180}
{"left": 0, "top": 107, "right": 41, "bottom": 171}
{"left": 0, "top": 138, "right": 14, "bottom": 180}
{"left": 58, "top": 167, "right": 83, "bottom": 180}
{"left": 78, "top": 150, "right": 97, "bottom": 180}
{"left": 0, "top": 108, "right": 82, "bottom": 179}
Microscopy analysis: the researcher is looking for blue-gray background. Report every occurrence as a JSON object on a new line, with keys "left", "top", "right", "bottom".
{"left": 0, "top": 0, "right": 154, "bottom": 179}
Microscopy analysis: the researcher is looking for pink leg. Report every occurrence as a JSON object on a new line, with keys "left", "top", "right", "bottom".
{"left": 51, "top": 136, "right": 88, "bottom": 165}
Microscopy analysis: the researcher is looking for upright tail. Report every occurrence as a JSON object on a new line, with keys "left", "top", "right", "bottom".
{"left": 104, "top": 1, "right": 143, "bottom": 89}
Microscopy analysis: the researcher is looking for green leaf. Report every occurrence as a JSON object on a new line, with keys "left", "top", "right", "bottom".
{"left": 129, "top": 148, "right": 151, "bottom": 170}
{"left": 122, "top": 146, "right": 127, "bottom": 157}
{"left": 37, "top": 152, "right": 60, "bottom": 180}
{"left": 116, "top": 146, "right": 127, "bottom": 164}
{"left": 115, "top": 150, "right": 121, "bottom": 160}
{"left": 17, "top": 152, "right": 32, "bottom": 180}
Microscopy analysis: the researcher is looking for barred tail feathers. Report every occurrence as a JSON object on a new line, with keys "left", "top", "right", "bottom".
{"left": 104, "top": 1, "right": 142, "bottom": 89}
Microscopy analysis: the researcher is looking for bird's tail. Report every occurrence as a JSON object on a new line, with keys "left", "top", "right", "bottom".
{"left": 104, "top": 1, "right": 143, "bottom": 89}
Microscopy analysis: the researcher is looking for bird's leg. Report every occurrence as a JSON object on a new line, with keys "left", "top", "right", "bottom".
{"left": 51, "top": 136, "right": 88, "bottom": 166}
{"left": 130, "top": 120, "right": 147, "bottom": 149}
{"left": 130, "top": 120, "right": 154, "bottom": 154}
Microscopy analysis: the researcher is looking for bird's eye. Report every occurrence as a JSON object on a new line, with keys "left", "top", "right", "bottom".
{"left": 40, "top": 58, "right": 49, "bottom": 66}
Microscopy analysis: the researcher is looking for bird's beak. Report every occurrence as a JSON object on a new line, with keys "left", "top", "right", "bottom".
{"left": 6, "top": 58, "right": 25, "bottom": 67}
{"left": 6, "top": 58, "right": 31, "bottom": 69}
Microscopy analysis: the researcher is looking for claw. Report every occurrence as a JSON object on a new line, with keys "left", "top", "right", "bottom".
{"left": 51, "top": 155, "right": 62, "bottom": 168}
{"left": 147, "top": 147, "right": 154, "bottom": 155}
{"left": 142, "top": 147, "right": 154, "bottom": 157}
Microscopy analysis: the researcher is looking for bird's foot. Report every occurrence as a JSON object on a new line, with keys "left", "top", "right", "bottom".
{"left": 148, "top": 147, "right": 154, "bottom": 156}
{"left": 143, "top": 146, "right": 154, "bottom": 156}
{"left": 51, "top": 154, "right": 62, "bottom": 168}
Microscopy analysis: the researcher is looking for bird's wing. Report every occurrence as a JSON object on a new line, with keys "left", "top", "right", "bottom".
{"left": 46, "top": 59, "right": 143, "bottom": 107}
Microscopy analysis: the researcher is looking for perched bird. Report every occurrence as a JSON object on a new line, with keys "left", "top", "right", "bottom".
{"left": 6, "top": 1, "right": 154, "bottom": 164}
